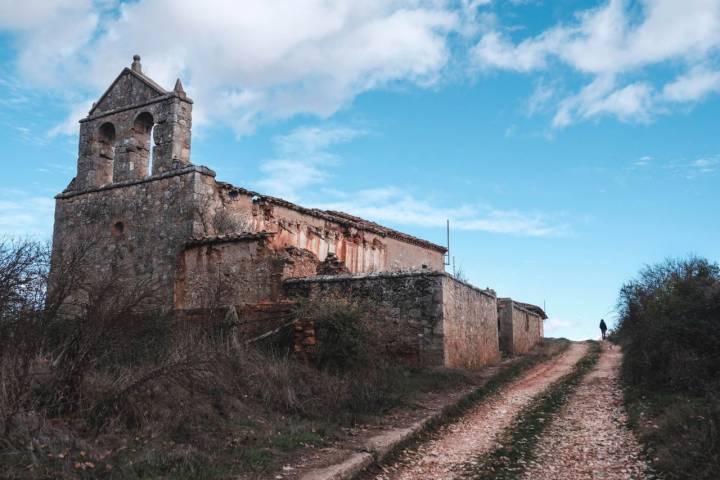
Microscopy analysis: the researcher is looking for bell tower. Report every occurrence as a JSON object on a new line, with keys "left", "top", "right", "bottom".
{"left": 73, "top": 55, "right": 193, "bottom": 191}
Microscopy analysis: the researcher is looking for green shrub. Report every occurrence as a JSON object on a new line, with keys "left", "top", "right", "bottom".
{"left": 297, "top": 298, "right": 389, "bottom": 373}
{"left": 616, "top": 256, "right": 720, "bottom": 393}
{"left": 616, "top": 256, "right": 720, "bottom": 479}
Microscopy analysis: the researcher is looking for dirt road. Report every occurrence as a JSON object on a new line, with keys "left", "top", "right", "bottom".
{"left": 369, "top": 342, "right": 589, "bottom": 480}
{"left": 521, "top": 343, "right": 649, "bottom": 479}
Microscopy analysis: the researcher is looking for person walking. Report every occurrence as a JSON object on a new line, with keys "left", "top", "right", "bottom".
{"left": 599, "top": 318, "right": 608, "bottom": 340}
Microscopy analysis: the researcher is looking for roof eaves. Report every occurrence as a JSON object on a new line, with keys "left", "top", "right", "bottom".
{"left": 217, "top": 183, "right": 447, "bottom": 253}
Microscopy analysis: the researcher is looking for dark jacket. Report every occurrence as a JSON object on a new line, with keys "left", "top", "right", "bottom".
{"left": 599, "top": 320, "right": 607, "bottom": 331}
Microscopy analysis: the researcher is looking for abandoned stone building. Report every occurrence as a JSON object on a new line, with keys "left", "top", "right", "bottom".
{"left": 49, "top": 56, "right": 544, "bottom": 369}
{"left": 497, "top": 298, "right": 546, "bottom": 356}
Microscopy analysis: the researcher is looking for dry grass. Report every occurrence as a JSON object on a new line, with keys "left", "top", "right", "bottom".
{"left": 0, "top": 240, "right": 480, "bottom": 478}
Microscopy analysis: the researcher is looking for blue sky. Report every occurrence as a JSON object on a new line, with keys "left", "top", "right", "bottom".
{"left": 1, "top": 0, "right": 719, "bottom": 340}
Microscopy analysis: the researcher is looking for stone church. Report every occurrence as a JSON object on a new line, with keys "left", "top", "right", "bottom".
{"left": 50, "top": 56, "right": 544, "bottom": 369}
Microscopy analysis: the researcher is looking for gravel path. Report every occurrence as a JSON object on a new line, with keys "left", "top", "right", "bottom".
{"left": 521, "top": 343, "right": 649, "bottom": 480}
{"left": 370, "top": 342, "right": 589, "bottom": 480}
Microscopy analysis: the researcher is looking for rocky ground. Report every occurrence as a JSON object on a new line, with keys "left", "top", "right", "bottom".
{"left": 367, "top": 343, "right": 589, "bottom": 480}
{"left": 521, "top": 343, "right": 649, "bottom": 480}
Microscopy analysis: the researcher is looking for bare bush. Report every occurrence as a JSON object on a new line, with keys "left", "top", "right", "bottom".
{"left": 0, "top": 238, "right": 468, "bottom": 478}
{"left": 0, "top": 239, "right": 49, "bottom": 443}
{"left": 0, "top": 238, "right": 48, "bottom": 319}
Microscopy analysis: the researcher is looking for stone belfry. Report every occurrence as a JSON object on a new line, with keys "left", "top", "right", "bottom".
{"left": 74, "top": 55, "right": 193, "bottom": 191}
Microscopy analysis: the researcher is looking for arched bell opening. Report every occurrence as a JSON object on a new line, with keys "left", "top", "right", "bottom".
{"left": 94, "top": 121, "right": 116, "bottom": 185}
{"left": 132, "top": 111, "right": 155, "bottom": 178}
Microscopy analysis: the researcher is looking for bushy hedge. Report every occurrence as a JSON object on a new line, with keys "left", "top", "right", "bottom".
{"left": 616, "top": 256, "right": 720, "bottom": 393}
{"left": 616, "top": 256, "right": 720, "bottom": 479}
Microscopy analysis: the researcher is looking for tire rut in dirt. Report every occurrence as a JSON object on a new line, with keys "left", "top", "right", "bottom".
{"left": 519, "top": 344, "right": 650, "bottom": 480}
{"left": 368, "top": 343, "right": 589, "bottom": 480}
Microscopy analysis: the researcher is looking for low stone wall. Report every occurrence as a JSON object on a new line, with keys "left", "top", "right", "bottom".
{"left": 497, "top": 299, "right": 544, "bottom": 355}
{"left": 283, "top": 271, "right": 500, "bottom": 369}
{"left": 441, "top": 276, "right": 500, "bottom": 368}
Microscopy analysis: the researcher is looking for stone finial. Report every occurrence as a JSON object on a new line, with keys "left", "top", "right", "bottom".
{"left": 173, "top": 78, "right": 186, "bottom": 94}
{"left": 131, "top": 54, "right": 142, "bottom": 73}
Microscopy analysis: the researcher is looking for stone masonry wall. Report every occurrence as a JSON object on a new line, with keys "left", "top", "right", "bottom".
{"left": 77, "top": 67, "right": 192, "bottom": 191}
{"left": 498, "top": 301, "right": 514, "bottom": 355}
{"left": 441, "top": 276, "right": 500, "bottom": 368}
{"left": 284, "top": 272, "right": 446, "bottom": 365}
{"left": 50, "top": 167, "right": 217, "bottom": 310}
{"left": 497, "top": 299, "right": 544, "bottom": 356}
{"left": 176, "top": 235, "right": 319, "bottom": 309}
{"left": 283, "top": 272, "right": 499, "bottom": 369}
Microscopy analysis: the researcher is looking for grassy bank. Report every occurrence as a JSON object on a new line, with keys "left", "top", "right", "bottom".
{"left": 466, "top": 341, "right": 601, "bottom": 480}
{"left": 623, "top": 386, "right": 719, "bottom": 480}
{"left": 0, "top": 300, "right": 484, "bottom": 480}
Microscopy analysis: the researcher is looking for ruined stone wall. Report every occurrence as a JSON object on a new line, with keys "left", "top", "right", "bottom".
{"left": 175, "top": 236, "right": 319, "bottom": 309}
{"left": 497, "top": 299, "right": 543, "bottom": 356}
{"left": 213, "top": 185, "right": 445, "bottom": 274}
{"left": 50, "top": 167, "right": 217, "bottom": 310}
{"left": 284, "top": 272, "right": 446, "bottom": 365}
{"left": 498, "top": 301, "right": 514, "bottom": 355}
{"left": 441, "top": 276, "right": 500, "bottom": 369}
{"left": 283, "top": 272, "right": 500, "bottom": 369}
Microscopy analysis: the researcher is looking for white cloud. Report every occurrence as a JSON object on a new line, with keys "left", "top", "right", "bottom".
{"left": 543, "top": 317, "right": 576, "bottom": 335}
{"left": 256, "top": 123, "right": 572, "bottom": 237}
{"left": 0, "top": 0, "right": 459, "bottom": 135}
{"left": 0, "top": 189, "right": 55, "bottom": 237}
{"left": 686, "top": 155, "right": 720, "bottom": 176}
{"left": 0, "top": 0, "right": 92, "bottom": 30}
{"left": 256, "top": 125, "right": 366, "bottom": 200}
{"left": 554, "top": 78, "right": 654, "bottom": 127}
{"left": 633, "top": 155, "right": 652, "bottom": 167}
{"left": 312, "top": 184, "right": 571, "bottom": 237}
{"left": 48, "top": 99, "right": 94, "bottom": 138}
{"left": 0, "top": 0, "right": 99, "bottom": 88}
{"left": 662, "top": 66, "right": 720, "bottom": 102}
{"left": 7, "top": 1, "right": 720, "bottom": 134}
{"left": 647, "top": 154, "right": 720, "bottom": 178}
{"left": 527, "top": 80, "right": 556, "bottom": 115}
{"left": 472, "top": 0, "right": 720, "bottom": 126}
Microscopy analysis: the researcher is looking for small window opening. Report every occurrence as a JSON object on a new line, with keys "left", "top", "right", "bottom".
{"left": 112, "top": 221, "right": 125, "bottom": 236}
{"left": 525, "top": 314, "right": 530, "bottom": 332}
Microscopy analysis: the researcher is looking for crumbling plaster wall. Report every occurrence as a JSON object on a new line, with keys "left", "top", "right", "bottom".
{"left": 213, "top": 185, "right": 445, "bottom": 274}
{"left": 441, "top": 276, "right": 500, "bottom": 368}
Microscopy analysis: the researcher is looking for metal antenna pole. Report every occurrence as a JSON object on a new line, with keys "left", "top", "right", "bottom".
{"left": 445, "top": 219, "right": 451, "bottom": 266}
